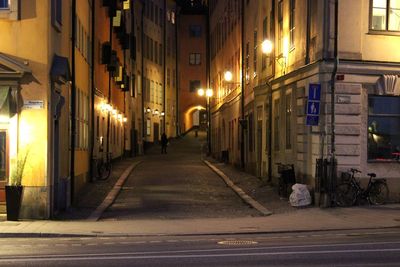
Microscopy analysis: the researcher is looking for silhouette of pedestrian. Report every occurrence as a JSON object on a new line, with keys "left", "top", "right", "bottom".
{"left": 161, "top": 133, "right": 168, "bottom": 154}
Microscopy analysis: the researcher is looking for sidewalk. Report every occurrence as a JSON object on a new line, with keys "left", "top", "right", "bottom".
{"left": 0, "top": 132, "right": 399, "bottom": 237}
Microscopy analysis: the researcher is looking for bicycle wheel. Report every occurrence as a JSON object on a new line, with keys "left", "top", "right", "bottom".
{"left": 98, "top": 162, "right": 111, "bottom": 180}
{"left": 368, "top": 182, "right": 389, "bottom": 205}
{"left": 334, "top": 183, "right": 357, "bottom": 207}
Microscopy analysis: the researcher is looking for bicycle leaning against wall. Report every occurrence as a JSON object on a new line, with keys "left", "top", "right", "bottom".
{"left": 92, "top": 152, "right": 112, "bottom": 181}
{"left": 334, "top": 168, "right": 389, "bottom": 207}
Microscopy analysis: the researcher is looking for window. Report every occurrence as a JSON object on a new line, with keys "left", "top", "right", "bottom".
{"left": 371, "top": 0, "right": 400, "bottom": 31}
{"left": 278, "top": 0, "right": 284, "bottom": 54}
{"left": 52, "top": 0, "right": 62, "bottom": 29}
{"left": 154, "top": 41, "right": 158, "bottom": 64}
{"left": 249, "top": 113, "right": 254, "bottom": 152}
{"left": 368, "top": 95, "right": 400, "bottom": 161}
{"left": 189, "top": 25, "right": 202, "bottom": 37}
{"left": 262, "top": 16, "right": 268, "bottom": 70}
{"left": 0, "top": 131, "right": 6, "bottom": 181}
{"left": 253, "top": 31, "right": 257, "bottom": 77}
{"left": 285, "top": 93, "right": 292, "bottom": 149}
{"left": 189, "top": 53, "right": 201, "bottom": 65}
{"left": 0, "top": 0, "right": 9, "bottom": 9}
{"left": 289, "top": 0, "right": 295, "bottom": 48}
{"left": 159, "top": 43, "right": 162, "bottom": 65}
{"left": 189, "top": 80, "right": 201, "bottom": 92}
{"left": 245, "top": 42, "right": 250, "bottom": 83}
{"left": 274, "top": 98, "right": 280, "bottom": 151}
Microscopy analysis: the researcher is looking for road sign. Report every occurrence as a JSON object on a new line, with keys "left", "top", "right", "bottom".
{"left": 306, "top": 101, "right": 320, "bottom": 115}
{"left": 308, "top": 84, "right": 321, "bottom": 101}
{"left": 306, "top": 115, "right": 319, "bottom": 126}
{"left": 306, "top": 83, "right": 321, "bottom": 126}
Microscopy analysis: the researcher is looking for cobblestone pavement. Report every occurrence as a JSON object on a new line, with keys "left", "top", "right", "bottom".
{"left": 100, "top": 131, "right": 261, "bottom": 220}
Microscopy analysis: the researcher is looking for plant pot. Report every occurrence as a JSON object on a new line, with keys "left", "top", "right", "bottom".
{"left": 5, "top": 185, "right": 23, "bottom": 221}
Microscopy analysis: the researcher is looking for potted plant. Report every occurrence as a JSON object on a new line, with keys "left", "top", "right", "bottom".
{"left": 6, "top": 151, "right": 29, "bottom": 221}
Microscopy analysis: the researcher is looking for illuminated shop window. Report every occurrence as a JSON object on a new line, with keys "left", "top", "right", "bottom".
{"left": 0, "top": 0, "right": 9, "bottom": 9}
{"left": 368, "top": 95, "right": 400, "bottom": 161}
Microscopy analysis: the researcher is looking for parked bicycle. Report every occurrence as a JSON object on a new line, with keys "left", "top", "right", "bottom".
{"left": 93, "top": 153, "right": 112, "bottom": 181}
{"left": 334, "top": 168, "right": 389, "bottom": 207}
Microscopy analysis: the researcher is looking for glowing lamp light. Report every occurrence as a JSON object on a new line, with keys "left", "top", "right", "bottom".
{"left": 206, "top": 88, "right": 213, "bottom": 97}
{"left": 160, "top": 111, "right": 165, "bottom": 116}
{"left": 112, "top": 109, "right": 117, "bottom": 116}
{"left": 154, "top": 109, "right": 159, "bottom": 115}
{"left": 123, "top": 117, "right": 128, "bottom": 123}
{"left": 197, "top": 88, "right": 205, "bottom": 97}
{"left": 146, "top": 107, "right": 151, "bottom": 113}
{"left": 224, "top": 71, "right": 233, "bottom": 82}
{"left": 261, "top": 39, "right": 273, "bottom": 55}
{"left": 117, "top": 114, "right": 123, "bottom": 120}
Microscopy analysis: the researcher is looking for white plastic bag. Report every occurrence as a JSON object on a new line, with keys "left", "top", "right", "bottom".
{"left": 289, "top": 183, "right": 311, "bottom": 207}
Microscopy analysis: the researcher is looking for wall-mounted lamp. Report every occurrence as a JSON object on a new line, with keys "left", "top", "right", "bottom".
{"left": 160, "top": 111, "right": 165, "bottom": 116}
{"left": 224, "top": 71, "right": 233, "bottom": 82}
{"left": 146, "top": 107, "right": 151, "bottom": 113}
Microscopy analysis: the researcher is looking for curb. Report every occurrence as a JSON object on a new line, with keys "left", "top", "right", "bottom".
{"left": 87, "top": 160, "right": 142, "bottom": 221}
{"left": 203, "top": 160, "right": 272, "bottom": 216}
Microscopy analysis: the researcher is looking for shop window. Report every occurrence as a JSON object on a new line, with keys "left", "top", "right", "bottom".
{"left": 0, "top": 131, "right": 6, "bottom": 181}
{"left": 368, "top": 95, "right": 400, "bottom": 161}
{"left": 371, "top": 0, "right": 400, "bottom": 32}
{"left": 52, "top": 0, "right": 62, "bottom": 29}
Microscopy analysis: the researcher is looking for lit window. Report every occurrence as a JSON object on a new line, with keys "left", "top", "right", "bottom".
{"left": 368, "top": 95, "right": 400, "bottom": 161}
{"left": 371, "top": 0, "right": 400, "bottom": 31}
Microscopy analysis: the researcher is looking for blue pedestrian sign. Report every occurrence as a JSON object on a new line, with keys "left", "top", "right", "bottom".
{"left": 308, "top": 84, "right": 321, "bottom": 101}
{"left": 307, "top": 101, "right": 320, "bottom": 115}
{"left": 306, "top": 83, "right": 321, "bottom": 126}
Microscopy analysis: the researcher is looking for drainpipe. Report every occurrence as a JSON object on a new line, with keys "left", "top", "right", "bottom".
{"left": 206, "top": 4, "right": 211, "bottom": 154}
{"left": 70, "top": 0, "right": 76, "bottom": 201}
{"left": 141, "top": 1, "right": 145, "bottom": 152}
{"left": 240, "top": 0, "right": 245, "bottom": 170}
{"left": 175, "top": 8, "right": 179, "bottom": 137}
{"left": 330, "top": 0, "right": 339, "bottom": 196}
{"left": 305, "top": 0, "right": 311, "bottom": 65}
{"left": 106, "top": 8, "right": 113, "bottom": 157}
{"left": 89, "top": 0, "right": 95, "bottom": 182}
{"left": 267, "top": 0, "right": 276, "bottom": 183}
{"left": 163, "top": 0, "right": 167, "bottom": 134}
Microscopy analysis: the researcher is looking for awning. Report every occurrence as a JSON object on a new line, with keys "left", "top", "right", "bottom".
{"left": 50, "top": 54, "right": 71, "bottom": 84}
{"left": 0, "top": 86, "right": 17, "bottom": 118}
{"left": 0, "top": 53, "right": 32, "bottom": 81}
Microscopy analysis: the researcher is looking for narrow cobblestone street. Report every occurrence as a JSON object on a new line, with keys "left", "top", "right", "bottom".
{"left": 101, "top": 131, "right": 261, "bottom": 220}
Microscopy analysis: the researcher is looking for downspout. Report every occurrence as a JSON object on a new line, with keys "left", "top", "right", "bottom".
{"left": 106, "top": 8, "right": 113, "bottom": 157}
{"left": 305, "top": 0, "right": 311, "bottom": 65}
{"left": 267, "top": 0, "right": 276, "bottom": 183}
{"left": 240, "top": 0, "right": 245, "bottom": 170}
{"left": 70, "top": 0, "right": 76, "bottom": 201}
{"left": 163, "top": 0, "right": 167, "bottom": 134}
{"left": 89, "top": 0, "right": 95, "bottom": 182}
{"left": 206, "top": 4, "right": 211, "bottom": 154}
{"left": 330, "top": 0, "right": 339, "bottom": 162}
{"left": 141, "top": 1, "right": 146, "bottom": 152}
{"left": 175, "top": 8, "right": 179, "bottom": 137}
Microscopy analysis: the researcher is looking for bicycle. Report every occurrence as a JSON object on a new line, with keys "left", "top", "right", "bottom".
{"left": 93, "top": 153, "right": 112, "bottom": 181}
{"left": 334, "top": 168, "right": 389, "bottom": 207}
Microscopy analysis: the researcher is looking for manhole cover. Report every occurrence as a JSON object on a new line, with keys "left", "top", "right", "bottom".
{"left": 217, "top": 240, "right": 258, "bottom": 245}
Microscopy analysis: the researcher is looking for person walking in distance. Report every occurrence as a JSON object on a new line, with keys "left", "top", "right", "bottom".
{"left": 161, "top": 133, "right": 168, "bottom": 154}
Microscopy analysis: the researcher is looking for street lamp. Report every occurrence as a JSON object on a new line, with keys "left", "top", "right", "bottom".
{"left": 224, "top": 71, "right": 233, "bottom": 82}
{"left": 197, "top": 88, "right": 213, "bottom": 155}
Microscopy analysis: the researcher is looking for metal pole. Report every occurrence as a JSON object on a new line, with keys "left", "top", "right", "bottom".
{"left": 70, "top": 0, "right": 76, "bottom": 201}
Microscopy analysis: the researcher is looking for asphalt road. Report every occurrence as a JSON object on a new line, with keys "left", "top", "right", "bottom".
{"left": 0, "top": 229, "right": 399, "bottom": 266}
{"left": 100, "top": 132, "right": 260, "bottom": 220}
